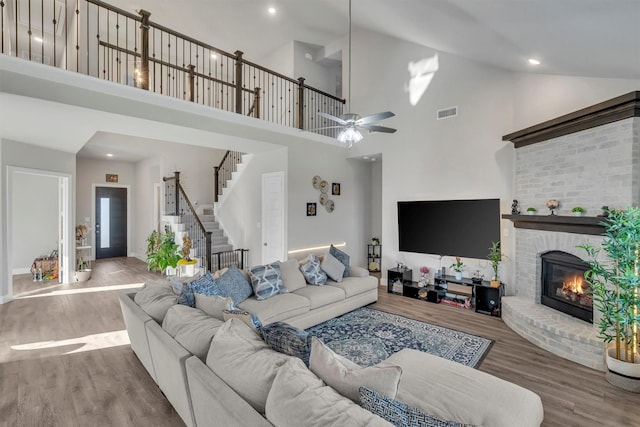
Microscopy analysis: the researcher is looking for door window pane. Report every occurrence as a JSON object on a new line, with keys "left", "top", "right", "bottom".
{"left": 100, "top": 197, "right": 110, "bottom": 248}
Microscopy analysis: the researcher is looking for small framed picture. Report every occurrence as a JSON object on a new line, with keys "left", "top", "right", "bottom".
{"left": 306, "top": 203, "right": 317, "bottom": 216}
{"left": 106, "top": 174, "right": 119, "bottom": 183}
{"left": 332, "top": 183, "right": 341, "bottom": 196}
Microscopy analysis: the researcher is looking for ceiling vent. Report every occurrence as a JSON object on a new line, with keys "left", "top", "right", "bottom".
{"left": 437, "top": 106, "right": 458, "bottom": 120}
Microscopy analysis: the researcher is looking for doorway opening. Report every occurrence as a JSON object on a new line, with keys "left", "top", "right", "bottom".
{"left": 92, "top": 185, "right": 130, "bottom": 260}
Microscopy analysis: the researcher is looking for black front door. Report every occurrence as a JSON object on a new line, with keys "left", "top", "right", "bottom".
{"left": 95, "top": 187, "right": 127, "bottom": 259}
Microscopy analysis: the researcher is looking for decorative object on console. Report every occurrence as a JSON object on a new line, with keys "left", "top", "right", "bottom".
{"left": 371, "top": 237, "right": 380, "bottom": 245}
{"left": 511, "top": 199, "right": 520, "bottom": 215}
{"left": 571, "top": 206, "right": 585, "bottom": 216}
{"left": 75, "top": 223, "right": 89, "bottom": 246}
{"left": 526, "top": 206, "right": 536, "bottom": 215}
{"left": 580, "top": 207, "right": 640, "bottom": 392}
{"left": 546, "top": 199, "right": 559, "bottom": 215}
{"left": 418, "top": 266, "right": 429, "bottom": 287}
{"left": 450, "top": 257, "right": 464, "bottom": 280}
{"left": 598, "top": 205, "right": 610, "bottom": 217}
{"left": 487, "top": 241, "right": 503, "bottom": 288}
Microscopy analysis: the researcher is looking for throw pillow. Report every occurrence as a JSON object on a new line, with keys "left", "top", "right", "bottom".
{"left": 249, "top": 262, "right": 287, "bottom": 300}
{"left": 223, "top": 309, "right": 263, "bottom": 329}
{"left": 330, "top": 244, "right": 350, "bottom": 278}
{"left": 278, "top": 259, "right": 307, "bottom": 292}
{"left": 299, "top": 254, "right": 328, "bottom": 285}
{"left": 265, "top": 358, "right": 391, "bottom": 427}
{"left": 216, "top": 265, "right": 254, "bottom": 306}
{"left": 178, "top": 271, "right": 224, "bottom": 307}
{"left": 167, "top": 272, "right": 203, "bottom": 294}
{"left": 359, "top": 387, "right": 476, "bottom": 427}
{"left": 308, "top": 337, "right": 402, "bottom": 404}
{"left": 321, "top": 251, "right": 346, "bottom": 282}
{"left": 134, "top": 280, "right": 178, "bottom": 323}
{"left": 195, "top": 293, "right": 234, "bottom": 320}
{"left": 260, "top": 322, "right": 312, "bottom": 366}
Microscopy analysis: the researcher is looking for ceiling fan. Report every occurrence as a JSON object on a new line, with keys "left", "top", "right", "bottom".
{"left": 312, "top": 0, "right": 396, "bottom": 149}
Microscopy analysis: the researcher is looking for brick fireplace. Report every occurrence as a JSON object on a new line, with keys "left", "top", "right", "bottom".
{"left": 501, "top": 92, "right": 640, "bottom": 371}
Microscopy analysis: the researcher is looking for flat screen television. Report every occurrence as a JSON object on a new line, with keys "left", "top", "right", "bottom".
{"left": 397, "top": 198, "right": 500, "bottom": 259}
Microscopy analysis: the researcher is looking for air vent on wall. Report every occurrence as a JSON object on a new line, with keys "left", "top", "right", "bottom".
{"left": 437, "top": 106, "right": 458, "bottom": 120}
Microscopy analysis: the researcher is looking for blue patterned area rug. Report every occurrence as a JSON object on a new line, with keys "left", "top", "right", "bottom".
{"left": 306, "top": 307, "right": 492, "bottom": 368}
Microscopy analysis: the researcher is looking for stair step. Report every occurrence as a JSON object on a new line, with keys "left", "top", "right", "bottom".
{"left": 209, "top": 228, "right": 224, "bottom": 237}
{"left": 211, "top": 236, "right": 228, "bottom": 245}
{"left": 211, "top": 244, "right": 233, "bottom": 254}
{"left": 202, "top": 208, "right": 214, "bottom": 216}
{"left": 202, "top": 222, "right": 219, "bottom": 230}
{"left": 199, "top": 214, "right": 216, "bottom": 222}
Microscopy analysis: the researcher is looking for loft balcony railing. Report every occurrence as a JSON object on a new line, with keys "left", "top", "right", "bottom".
{"left": 0, "top": 0, "right": 345, "bottom": 136}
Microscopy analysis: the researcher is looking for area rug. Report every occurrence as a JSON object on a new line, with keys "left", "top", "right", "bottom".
{"left": 306, "top": 307, "right": 492, "bottom": 368}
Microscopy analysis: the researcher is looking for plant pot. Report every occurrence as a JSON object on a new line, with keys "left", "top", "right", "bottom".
{"left": 454, "top": 272, "right": 462, "bottom": 280}
{"left": 605, "top": 344, "right": 640, "bottom": 393}
{"left": 526, "top": 211, "right": 535, "bottom": 215}
{"left": 490, "top": 280, "right": 501, "bottom": 288}
{"left": 75, "top": 269, "right": 91, "bottom": 282}
{"left": 573, "top": 211, "right": 583, "bottom": 216}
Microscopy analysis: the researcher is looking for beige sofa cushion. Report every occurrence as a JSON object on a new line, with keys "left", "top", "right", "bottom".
{"left": 326, "top": 275, "right": 378, "bottom": 298}
{"left": 386, "top": 348, "right": 544, "bottom": 427}
{"left": 238, "top": 293, "right": 310, "bottom": 324}
{"left": 161, "top": 304, "right": 224, "bottom": 361}
{"left": 292, "top": 285, "right": 345, "bottom": 310}
{"left": 134, "top": 280, "right": 178, "bottom": 323}
{"left": 308, "top": 337, "right": 402, "bottom": 403}
{"left": 206, "top": 318, "right": 293, "bottom": 414}
{"left": 195, "top": 294, "right": 233, "bottom": 320}
{"left": 278, "top": 259, "right": 306, "bottom": 292}
{"left": 265, "top": 357, "right": 393, "bottom": 427}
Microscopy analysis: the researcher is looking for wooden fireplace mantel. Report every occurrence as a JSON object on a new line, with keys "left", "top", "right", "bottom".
{"left": 502, "top": 214, "right": 606, "bottom": 236}
{"left": 503, "top": 91, "right": 640, "bottom": 148}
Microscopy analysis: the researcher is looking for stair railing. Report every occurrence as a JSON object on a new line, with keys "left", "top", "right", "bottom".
{"left": 214, "top": 150, "right": 244, "bottom": 202}
{"left": 163, "top": 172, "right": 212, "bottom": 272}
{"left": 212, "top": 249, "right": 249, "bottom": 272}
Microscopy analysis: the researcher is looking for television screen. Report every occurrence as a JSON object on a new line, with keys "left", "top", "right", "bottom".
{"left": 397, "top": 199, "right": 500, "bottom": 259}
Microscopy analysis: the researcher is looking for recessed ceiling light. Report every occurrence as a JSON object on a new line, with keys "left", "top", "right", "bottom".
{"left": 363, "top": 156, "right": 369, "bottom": 159}
{"left": 371, "top": 158, "right": 376, "bottom": 162}
{"left": 528, "top": 58, "right": 541, "bottom": 66}
{"left": 33, "top": 36, "right": 43, "bottom": 43}
{"left": 106, "top": 153, "right": 114, "bottom": 157}
{"left": 268, "top": 7, "right": 276, "bottom": 15}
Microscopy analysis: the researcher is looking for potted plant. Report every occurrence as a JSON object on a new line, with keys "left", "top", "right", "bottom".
{"left": 579, "top": 207, "right": 640, "bottom": 392}
{"left": 526, "top": 207, "right": 537, "bottom": 215}
{"left": 450, "top": 257, "right": 465, "bottom": 280}
{"left": 572, "top": 206, "right": 585, "bottom": 216}
{"left": 371, "top": 237, "right": 380, "bottom": 245}
{"left": 488, "top": 241, "right": 503, "bottom": 288}
{"left": 146, "top": 230, "right": 182, "bottom": 275}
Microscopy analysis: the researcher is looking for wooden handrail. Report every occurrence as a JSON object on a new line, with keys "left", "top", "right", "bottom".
{"left": 86, "top": 0, "right": 142, "bottom": 21}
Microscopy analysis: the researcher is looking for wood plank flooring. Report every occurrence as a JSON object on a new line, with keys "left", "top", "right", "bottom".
{"left": 1, "top": 257, "right": 638, "bottom": 426}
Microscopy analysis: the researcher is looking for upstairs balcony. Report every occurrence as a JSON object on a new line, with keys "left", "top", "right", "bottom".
{"left": 0, "top": 0, "right": 345, "bottom": 138}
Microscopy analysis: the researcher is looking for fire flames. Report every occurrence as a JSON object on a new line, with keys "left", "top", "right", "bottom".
{"left": 556, "top": 275, "right": 593, "bottom": 307}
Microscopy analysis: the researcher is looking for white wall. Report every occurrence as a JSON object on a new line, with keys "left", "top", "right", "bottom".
{"left": 0, "top": 139, "right": 75, "bottom": 302}
{"left": 12, "top": 173, "right": 59, "bottom": 273}
{"left": 370, "top": 160, "right": 382, "bottom": 242}
{"left": 134, "top": 156, "right": 161, "bottom": 260}
{"left": 257, "top": 41, "right": 295, "bottom": 78}
{"left": 293, "top": 41, "right": 341, "bottom": 96}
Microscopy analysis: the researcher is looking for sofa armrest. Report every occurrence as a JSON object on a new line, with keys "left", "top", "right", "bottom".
{"left": 186, "top": 356, "right": 273, "bottom": 427}
{"left": 118, "top": 292, "right": 157, "bottom": 382}
{"left": 349, "top": 265, "right": 370, "bottom": 277}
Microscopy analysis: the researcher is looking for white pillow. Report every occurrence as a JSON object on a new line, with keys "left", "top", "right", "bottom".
{"left": 321, "top": 251, "right": 346, "bottom": 282}
{"left": 195, "top": 293, "right": 234, "bottom": 320}
{"left": 308, "top": 337, "right": 402, "bottom": 403}
{"left": 278, "top": 259, "right": 307, "bottom": 292}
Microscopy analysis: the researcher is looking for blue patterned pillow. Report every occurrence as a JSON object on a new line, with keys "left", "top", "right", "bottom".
{"left": 359, "top": 387, "right": 476, "bottom": 427}
{"left": 260, "top": 322, "right": 312, "bottom": 366}
{"left": 330, "top": 245, "right": 350, "bottom": 278}
{"left": 216, "top": 265, "right": 253, "bottom": 306}
{"left": 178, "top": 272, "right": 223, "bottom": 307}
{"left": 300, "top": 254, "right": 328, "bottom": 285}
{"left": 249, "top": 262, "right": 287, "bottom": 300}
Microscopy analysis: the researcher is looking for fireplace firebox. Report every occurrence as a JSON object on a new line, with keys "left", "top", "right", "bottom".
{"left": 541, "top": 251, "right": 592, "bottom": 323}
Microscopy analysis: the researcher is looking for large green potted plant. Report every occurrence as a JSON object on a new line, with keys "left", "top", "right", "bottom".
{"left": 580, "top": 207, "right": 640, "bottom": 392}
{"left": 488, "top": 241, "right": 503, "bottom": 288}
{"left": 146, "top": 230, "right": 182, "bottom": 274}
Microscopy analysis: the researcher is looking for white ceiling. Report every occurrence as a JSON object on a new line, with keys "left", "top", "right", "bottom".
{"left": 111, "top": 0, "right": 640, "bottom": 79}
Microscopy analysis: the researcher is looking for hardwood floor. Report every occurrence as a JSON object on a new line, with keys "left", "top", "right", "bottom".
{"left": 1, "top": 257, "right": 638, "bottom": 426}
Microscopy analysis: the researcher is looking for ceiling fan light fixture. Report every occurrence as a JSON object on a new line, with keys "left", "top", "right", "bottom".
{"left": 337, "top": 127, "right": 363, "bottom": 149}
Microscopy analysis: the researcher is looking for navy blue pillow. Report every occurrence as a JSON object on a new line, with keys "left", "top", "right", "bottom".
{"left": 178, "top": 272, "right": 223, "bottom": 307}
{"left": 216, "top": 265, "right": 254, "bottom": 306}
{"left": 330, "top": 245, "right": 350, "bottom": 278}
{"left": 260, "top": 321, "right": 312, "bottom": 366}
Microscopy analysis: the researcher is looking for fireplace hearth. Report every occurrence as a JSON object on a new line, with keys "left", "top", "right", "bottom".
{"left": 541, "top": 251, "right": 592, "bottom": 323}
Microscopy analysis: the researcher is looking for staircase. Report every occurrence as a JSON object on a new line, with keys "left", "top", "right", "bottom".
{"left": 199, "top": 208, "right": 233, "bottom": 253}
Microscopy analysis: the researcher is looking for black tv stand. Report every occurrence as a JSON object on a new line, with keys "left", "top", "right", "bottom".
{"left": 434, "top": 275, "right": 503, "bottom": 317}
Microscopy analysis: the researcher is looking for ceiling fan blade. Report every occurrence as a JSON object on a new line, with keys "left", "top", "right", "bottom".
{"left": 306, "top": 126, "right": 344, "bottom": 132}
{"left": 359, "top": 124, "right": 397, "bottom": 134}
{"left": 317, "top": 112, "right": 348, "bottom": 125}
{"left": 356, "top": 111, "right": 395, "bottom": 125}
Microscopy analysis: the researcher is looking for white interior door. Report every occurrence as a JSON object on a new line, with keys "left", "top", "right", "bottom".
{"left": 262, "top": 172, "right": 285, "bottom": 264}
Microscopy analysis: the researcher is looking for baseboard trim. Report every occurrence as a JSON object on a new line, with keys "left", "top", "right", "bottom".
{"left": 12, "top": 267, "right": 31, "bottom": 275}
{"left": 0, "top": 294, "right": 13, "bottom": 304}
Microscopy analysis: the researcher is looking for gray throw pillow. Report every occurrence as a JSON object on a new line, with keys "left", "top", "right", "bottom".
{"left": 321, "top": 251, "right": 346, "bottom": 282}
{"left": 195, "top": 293, "right": 234, "bottom": 320}
{"left": 330, "top": 245, "right": 350, "bottom": 278}
{"left": 216, "top": 265, "right": 254, "bottom": 305}
{"left": 278, "top": 259, "right": 307, "bottom": 292}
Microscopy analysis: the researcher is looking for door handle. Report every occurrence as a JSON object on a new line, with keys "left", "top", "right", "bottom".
{"left": 264, "top": 243, "right": 267, "bottom": 246}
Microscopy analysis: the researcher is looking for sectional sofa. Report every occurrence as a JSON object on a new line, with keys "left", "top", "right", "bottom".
{"left": 119, "top": 257, "right": 544, "bottom": 427}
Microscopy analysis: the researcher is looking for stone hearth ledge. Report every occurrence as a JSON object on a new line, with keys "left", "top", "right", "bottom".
{"left": 502, "top": 296, "right": 604, "bottom": 371}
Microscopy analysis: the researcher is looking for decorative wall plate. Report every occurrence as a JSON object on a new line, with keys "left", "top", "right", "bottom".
{"left": 312, "top": 175, "right": 322, "bottom": 189}
{"left": 325, "top": 199, "right": 335, "bottom": 213}
{"left": 319, "top": 180, "right": 329, "bottom": 193}
{"left": 319, "top": 193, "right": 328, "bottom": 205}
